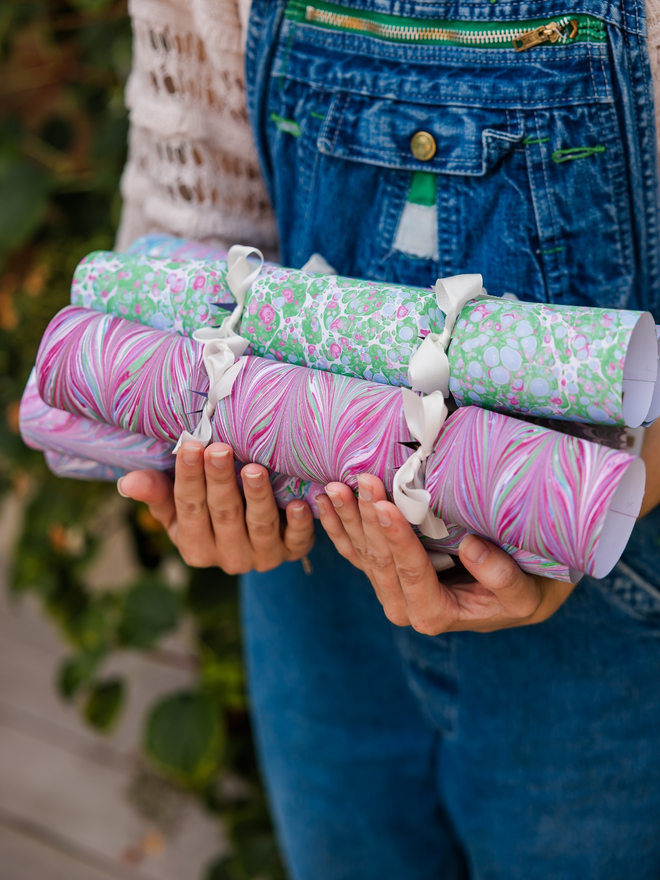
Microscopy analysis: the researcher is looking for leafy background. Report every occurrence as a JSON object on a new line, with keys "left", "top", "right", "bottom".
{"left": 0, "top": 2, "right": 285, "bottom": 877}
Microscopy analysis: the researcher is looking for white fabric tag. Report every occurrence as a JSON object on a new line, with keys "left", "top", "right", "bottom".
{"left": 393, "top": 202, "right": 439, "bottom": 261}
{"left": 301, "top": 253, "right": 338, "bottom": 275}
{"left": 392, "top": 389, "right": 449, "bottom": 539}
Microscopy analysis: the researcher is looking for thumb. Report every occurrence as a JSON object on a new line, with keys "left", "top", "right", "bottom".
{"left": 458, "top": 533, "right": 542, "bottom": 619}
{"left": 117, "top": 470, "right": 176, "bottom": 532}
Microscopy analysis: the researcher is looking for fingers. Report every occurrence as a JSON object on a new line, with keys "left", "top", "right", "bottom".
{"left": 356, "top": 475, "right": 408, "bottom": 626}
{"left": 118, "top": 470, "right": 176, "bottom": 533}
{"left": 324, "top": 481, "right": 368, "bottom": 563}
{"left": 315, "top": 493, "right": 365, "bottom": 570}
{"left": 203, "top": 443, "right": 252, "bottom": 573}
{"left": 458, "top": 534, "right": 542, "bottom": 621}
{"left": 241, "top": 463, "right": 288, "bottom": 570}
{"left": 172, "top": 442, "right": 216, "bottom": 567}
{"left": 283, "top": 500, "right": 316, "bottom": 559}
{"left": 372, "top": 499, "right": 455, "bottom": 634}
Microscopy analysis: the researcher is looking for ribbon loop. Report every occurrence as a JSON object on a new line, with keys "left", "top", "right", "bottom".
{"left": 393, "top": 389, "right": 449, "bottom": 539}
{"left": 216, "top": 244, "right": 264, "bottom": 340}
{"left": 408, "top": 273, "right": 485, "bottom": 396}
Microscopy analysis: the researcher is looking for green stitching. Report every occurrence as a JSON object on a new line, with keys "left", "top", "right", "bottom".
{"left": 523, "top": 136, "right": 550, "bottom": 145}
{"left": 541, "top": 246, "right": 565, "bottom": 255}
{"left": 270, "top": 113, "right": 302, "bottom": 137}
{"left": 552, "top": 145, "right": 606, "bottom": 163}
{"left": 310, "top": 111, "right": 325, "bottom": 120}
{"left": 407, "top": 171, "right": 437, "bottom": 207}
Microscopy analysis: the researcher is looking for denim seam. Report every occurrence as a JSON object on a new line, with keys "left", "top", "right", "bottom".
{"left": 525, "top": 111, "right": 564, "bottom": 301}
{"left": 632, "top": 29, "right": 660, "bottom": 301}
{"left": 319, "top": 143, "right": 485, "bottom": 173}
{"left": 330, "top": 92, "right": 350, "bottom": 152}
{"left": 604, "top": 100, "right": 633, "bottom": 277}
{"left": 299, "top": 133, "right": 323, "bottom": 264}
{"left": 538, "top": 127, "right": 566, "bottom": 300}
{"left": 279, "top": 73, "right": 613, "bottom": 109}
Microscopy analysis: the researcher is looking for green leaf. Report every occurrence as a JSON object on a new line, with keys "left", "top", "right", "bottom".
{"left": 145, "top": 691, "right": 224, "bottom": 787}
{"left": 0, "top": 158, "right": 50, "bottom": 257}
{"left": 57, "top": 649, "right": 105, "bottom": 700}
{"left": 204, "top": 857, "right": 234, "bottom": 880}
{"left": 84, "top": 678, "right": 125, "bottom": 732}
{"left": 187, "top": 567, "right": 238, "bottom": 623}
{"left": 68, "top": 0, "right": 117, "bottom": 13}
{"left": 118, "top": 578, "right": 181, "bottom": 649}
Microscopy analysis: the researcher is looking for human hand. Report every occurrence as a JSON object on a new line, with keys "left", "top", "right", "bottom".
{"left": 316, "top": 475, "right": 576, "bottom": 635}
{"left": 117, "top": 441, "right": 315, "bottom": 573}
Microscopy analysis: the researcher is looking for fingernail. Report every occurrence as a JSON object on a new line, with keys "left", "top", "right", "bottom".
{"left": 290, "top": 504, "right": 306, "bottom": 520}
{"left": 117, "top": 477, "right": 129, "bottom": 498}
{"left": 244, "top": 470, "right": 263, "bottom": 488}
{"left": 357, "top": 475, "right": 372, "bottom": 503}
{"left": 209, "top": 448, "right": 231, "bottom": 469}
{"left": 315, "top": 495, "right": 327, "bottom": 516}
{"left": 373, "top": 502, "right": 391, "bottom": 528}
{"left": 181, "top": 444, "right": 202, "bottom": 467}
{"left": 325, "top": 489, "right": 342, "bottom": 508}
{"left": 460, "top": 534, "right": 489, "bottom": 564}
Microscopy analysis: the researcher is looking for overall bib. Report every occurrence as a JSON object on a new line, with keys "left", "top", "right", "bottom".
{"left": 242, "top": 3, "right": 660, "bottom": 877}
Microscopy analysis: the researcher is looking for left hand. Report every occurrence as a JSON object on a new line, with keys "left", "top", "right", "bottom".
{"left": 316, "top": 474, "right": 576, "bottom": 635}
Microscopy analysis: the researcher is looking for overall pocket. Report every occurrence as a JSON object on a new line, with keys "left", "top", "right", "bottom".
{"left": 264, "top": 1, "right": 636, "bottom": 306}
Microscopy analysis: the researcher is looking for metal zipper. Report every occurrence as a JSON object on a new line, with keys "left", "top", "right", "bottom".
{"left": 285, "top": 1, "right": 606, "bottom": 52}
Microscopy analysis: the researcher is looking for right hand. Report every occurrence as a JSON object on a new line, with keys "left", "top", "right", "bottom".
{"left": 117, "top": 441, "right": 315, "bottom": 574}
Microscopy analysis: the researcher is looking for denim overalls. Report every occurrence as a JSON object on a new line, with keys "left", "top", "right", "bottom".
{"left": 242, "top": 3, "right": 660, "bottom": 877}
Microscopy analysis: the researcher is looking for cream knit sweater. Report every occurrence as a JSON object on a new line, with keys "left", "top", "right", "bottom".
{"left": 116, "top": 0, "right": 660, "bottom": 254}
{"left": 116, "top": 0, "right": 277, "bottom": 253}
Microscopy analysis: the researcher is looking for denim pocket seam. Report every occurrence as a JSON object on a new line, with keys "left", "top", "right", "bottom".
{"left": 594, "top": 560, "right": 660, "bottom": 627}
{"left": 282, "top": 73, "right": 614, "bottom": 110}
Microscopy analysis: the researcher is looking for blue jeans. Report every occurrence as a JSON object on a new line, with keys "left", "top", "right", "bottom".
{"left": 243, "top": 519, "right": 660, "bottom": 879}
{"left": 242, "top": 1, "right": 660, "bottom": 876}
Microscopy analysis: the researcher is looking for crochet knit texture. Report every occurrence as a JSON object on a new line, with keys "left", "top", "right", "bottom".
{"left": 116, "top": 0, "right": 277, "bottom": 254}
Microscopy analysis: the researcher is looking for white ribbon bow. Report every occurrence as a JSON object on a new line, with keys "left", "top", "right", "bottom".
{"left": 174, "top": 244, "right": 263, "bottom": 452}
{"left": 392, "top": 389, "right": 449, "bottom": 539}
{"left": 408, "top": 273, "right": 485, "bottom": 396}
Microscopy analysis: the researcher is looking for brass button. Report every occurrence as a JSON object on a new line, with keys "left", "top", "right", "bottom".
{"left": 410, "top": 131, "right": 437, "bottom": 162}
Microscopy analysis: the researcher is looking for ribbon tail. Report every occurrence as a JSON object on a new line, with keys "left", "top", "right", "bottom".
{"left": 427, "top": 551, "right": 455, "bottom": 573}
{"left": 393, "top": 389, "right": 448, "bottom": 534}
{"left": 419, "top": 510, "right": 449, "bottom": 540}
{"left": 174, "top": 336, "right": 246, "bottom": 454}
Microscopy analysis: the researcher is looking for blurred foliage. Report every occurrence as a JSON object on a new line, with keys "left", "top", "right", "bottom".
{"left": 0, "top": 2, "right": 286, "bottom": 878}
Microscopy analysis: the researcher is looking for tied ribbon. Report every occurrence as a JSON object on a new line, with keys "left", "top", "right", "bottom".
{"left": 173, "top": 332, "right": 248, "bottom": 451}
{"left": 175, "top": 243, "right": 263, "bottom": 451}
{"left": 408, "top": 273, "right": 485, "bottom": 396}
{"left": 393, "top": 389, "right": 449, "bottom": 540}
{"left": 216, "top": 244, "right": 264, "bottom": 341}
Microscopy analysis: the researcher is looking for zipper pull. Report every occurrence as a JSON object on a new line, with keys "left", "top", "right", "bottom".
{"left": 513, "top": 19, "right": 578, "bottom": 52}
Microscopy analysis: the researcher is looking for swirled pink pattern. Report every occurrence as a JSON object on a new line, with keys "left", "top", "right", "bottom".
{"left": 20, "top": 369, "right": 175, "bottom": 472}
{"left": 33, "top": 306, "right": 641, "bottom": 576}
{"left": 36, "top": 307, "right": 205, "bottom": 442}
{"left": 425, "top": 408, "right": 636, "bottom": 576}
{"left": 20, "top": 370, "right": 572, "bottom": 580}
